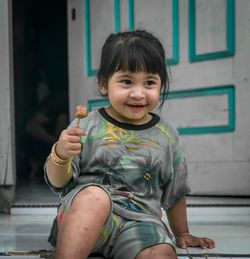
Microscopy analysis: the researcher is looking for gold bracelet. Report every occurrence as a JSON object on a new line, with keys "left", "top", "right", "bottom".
{"left": 50, "top": 141, "right": 72, "bottom": 166}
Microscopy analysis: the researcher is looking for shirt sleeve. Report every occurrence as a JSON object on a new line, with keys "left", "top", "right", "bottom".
{"left": 161, "top": 128, "right": 191, "bottom": 210}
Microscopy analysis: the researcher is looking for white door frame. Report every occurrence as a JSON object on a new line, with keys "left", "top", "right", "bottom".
{"left": 0, "top": 0, "right": 16, "bottom": 212}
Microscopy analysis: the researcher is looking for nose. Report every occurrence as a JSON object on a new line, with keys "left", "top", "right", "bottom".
{"left": 129, "top": 86, "right": 145, "bottom": 99}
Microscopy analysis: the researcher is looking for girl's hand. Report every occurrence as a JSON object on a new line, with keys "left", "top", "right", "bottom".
{"left": 56, "top": 127, "right": 87, "bottom": 160}
{"left": 175, "top": 233, "right": 215, "bottom": 249}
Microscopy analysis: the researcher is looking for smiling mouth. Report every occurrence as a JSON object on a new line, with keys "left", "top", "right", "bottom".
{"left": 127, "top": 104, "right": 146, "bottom": 107}
{"left": 126, "top": 104, "right": 147, "bottom": 112}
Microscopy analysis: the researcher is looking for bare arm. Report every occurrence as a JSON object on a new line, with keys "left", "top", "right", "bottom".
{"left": 167, "top": 196, "right": 189, "bottom": 237}
{"left": 46, "top": 127, "right": 86, "bottom": 188}
{"left": 166, "top": 196, "right": 215, "bottom": 249}
{"left": 46, "top": 151, "right": 73, "bottom": 188}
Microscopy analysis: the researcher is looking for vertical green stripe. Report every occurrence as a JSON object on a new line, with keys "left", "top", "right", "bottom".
{"left": 172, "top": 0, "right": 179, "bottom": 64}
{"left": 227, "top": 0, "right": 235, "bottom": 55}
{"left": 84, "top": 0, "right": 91, "bottom": 76}
{"left": 168, "top": 0, "right": 179, "bottom": 65}
{"left": 128, "top": 0, "right": 134, "bottom": 31}
{"left": 188, "top": 0, "right": 195, "bottom": 62}
{"left": 114, "top": 0, "right": 120, "bottom": 32}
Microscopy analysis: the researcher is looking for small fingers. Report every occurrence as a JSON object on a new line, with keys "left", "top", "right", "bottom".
{"left": 67, "top": 142, "right": 82, "bottom": 151}
{"left": 199, "top": 238, "right": 207, "bottom": 249}
{"left": 60, "top": 128, "right": 87, "bottom": 145}
{"left": 199, "top": 238, "right": 216, "bottom": 249}
{"left": 175, "top": 236, "right": 188, "bottom": 249}
{"left": 204, "top": 238, "right": 215, "bottom": 249}
{"left": 176, "top": 239, "right": 187, "bottom": 249}
{"left": 176, "top": 235, "right": 215, "bottom": 250}
{"left": 67, "top": 135, "right": 84, "bottom": 143}
{"left": 57, "top": 127, "right": 87, "bottom": 158}
{"left": 66, "top": 127, "right": 87, "bottom": 137}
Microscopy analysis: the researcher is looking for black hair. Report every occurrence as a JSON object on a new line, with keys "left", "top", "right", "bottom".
{"left": 97, "top": 30, "right": 170, "bottom": 107}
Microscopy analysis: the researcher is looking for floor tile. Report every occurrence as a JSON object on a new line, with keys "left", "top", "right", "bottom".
{"left": 1, "top": 192, "right": 250, "bottom": 258}
{"left": 187, "top": 196, "right": 250, "bottom": 206}
{"left": 187, "top": 207, "right": 250, "bottom": 224}
{"left": 14, "top": 181, "right": 59, "bottom": 206}
{"left": 0, "top": 235, "right": 53, "bottom": 251}
{"left": 187, "top": 225, "right": 250, "bottom": 255}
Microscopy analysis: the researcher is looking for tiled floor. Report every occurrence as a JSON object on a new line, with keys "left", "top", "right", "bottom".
{"left": 0, "top": 182, "right": 250, "bottom": 258}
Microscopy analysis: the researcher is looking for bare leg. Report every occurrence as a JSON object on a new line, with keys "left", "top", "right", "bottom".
{"left": 55, "top": 186, "right": 111, "bottom": 259}
{"left": 136, "top": 243, "right": 177, "bottom": 259}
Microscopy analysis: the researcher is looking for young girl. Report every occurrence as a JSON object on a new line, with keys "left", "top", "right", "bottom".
{"left": 45, "top": 30, "right": 215, "bottom": 259}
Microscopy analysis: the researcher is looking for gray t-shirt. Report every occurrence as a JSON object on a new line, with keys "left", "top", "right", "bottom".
{"left": 45, "top": 108, "right": 190, "bottom": 222}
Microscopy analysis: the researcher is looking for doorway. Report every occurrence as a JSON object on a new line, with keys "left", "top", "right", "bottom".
{"left": 12, "top": 0, "right": 68, "bottom": 205}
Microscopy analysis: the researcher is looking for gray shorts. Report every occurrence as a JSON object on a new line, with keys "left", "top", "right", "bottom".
{"left": 49, "top": 184, "right": 175, "bottom": 259}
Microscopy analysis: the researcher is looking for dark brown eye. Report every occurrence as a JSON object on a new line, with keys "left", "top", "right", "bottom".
{"left": 146, "top": 80, "right": 154, "bottom": 85}
{"left": 121, "top": 79, "right": 132, "bottom": 85}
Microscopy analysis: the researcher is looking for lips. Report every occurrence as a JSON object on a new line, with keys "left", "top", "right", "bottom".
{"left": 127, "top": 103, "right": 146, "bottom": 107}
{"left": 126, "top": 103, "right": 147, "bottom": 112}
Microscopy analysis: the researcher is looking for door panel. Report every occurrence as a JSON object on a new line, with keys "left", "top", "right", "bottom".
{"left": 67, "top": 0, "right": 250, "bottom": 195}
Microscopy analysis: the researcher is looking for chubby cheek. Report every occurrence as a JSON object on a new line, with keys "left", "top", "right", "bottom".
{"left": 148, "top": 92, "right": 161, "bottom": 107}
{"left": 108, "top": 91, "right": 127, "bottom": 105}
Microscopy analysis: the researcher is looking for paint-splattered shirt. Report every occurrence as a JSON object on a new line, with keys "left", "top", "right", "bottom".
{"left": 45, "top": 108, "right": 190, "bottom": 222}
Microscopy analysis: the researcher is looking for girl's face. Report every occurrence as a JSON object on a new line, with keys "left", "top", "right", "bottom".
{"left": 100, "top": 71, "right": 161, "bottom": 125}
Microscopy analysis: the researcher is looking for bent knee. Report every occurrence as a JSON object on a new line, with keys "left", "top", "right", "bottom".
{"left": 73, "top": 186, "right": 111, "bottom": 212}
{"left": 136, "top": 244, "right": 177, "bottom": 259}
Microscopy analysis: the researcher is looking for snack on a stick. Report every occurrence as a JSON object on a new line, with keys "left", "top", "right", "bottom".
{"left": 76, "top": 105, "right": 88, "bottom": 119}
{"left": 75, "top": 105, "right": 88, "bottom": 127}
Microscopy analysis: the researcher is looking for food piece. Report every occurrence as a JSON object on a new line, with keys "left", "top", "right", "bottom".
{"left": 75, "top": 105, "right": 88, "bottom": 119}
{"left": 75, "top": 105, "right": 88, "bottom": 139}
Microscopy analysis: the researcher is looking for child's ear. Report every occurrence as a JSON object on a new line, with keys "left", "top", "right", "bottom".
{"left": 99, "top": 82, "right": 108, "bottom": 95}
